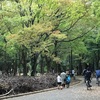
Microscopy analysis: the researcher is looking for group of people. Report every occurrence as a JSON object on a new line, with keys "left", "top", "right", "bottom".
{"left": 83, "top": 67, "right": 100, "bottom": 87}
{"left": 57, "top": 71, "right": 71, "bottom": 89}
{"left": 57, "top": 67, "right": 100, "bottom": 90}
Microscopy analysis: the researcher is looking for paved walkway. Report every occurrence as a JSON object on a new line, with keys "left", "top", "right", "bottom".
{"left": 3, "top": 78, "right": 100, "bottom": 100}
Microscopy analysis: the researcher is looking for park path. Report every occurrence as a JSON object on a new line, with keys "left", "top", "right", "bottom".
{"left": 3, "top": 77, "right": 100, "bottom": 100}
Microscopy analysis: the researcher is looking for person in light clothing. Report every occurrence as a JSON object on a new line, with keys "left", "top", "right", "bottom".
{"left": 57, "top": 73, "right": 62, "bottom": 89}
{"left": 72, "top": 69, "right": 75, "bottom": 80}
{"left": 60, "top": 71, "right": 66, "bottom": 88}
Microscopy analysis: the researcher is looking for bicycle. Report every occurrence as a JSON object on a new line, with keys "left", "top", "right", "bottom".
{"left": 86, "top": 80, "right": 92, "bottom": 90}
{"left": 96, "top": 77, "right": 100, "bottom": 86}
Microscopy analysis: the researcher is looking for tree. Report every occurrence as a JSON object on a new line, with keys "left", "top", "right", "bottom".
{"left": 0, "top": 0, "right": 100, "bottom": 75}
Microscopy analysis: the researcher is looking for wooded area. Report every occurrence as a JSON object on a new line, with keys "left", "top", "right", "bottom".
{"left": 0, "top": 0, "right": 100, "bottom": 76}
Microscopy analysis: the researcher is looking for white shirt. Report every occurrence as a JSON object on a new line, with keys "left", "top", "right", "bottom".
{"left": 57, "top": 75, "right": 62, "bottom": 83}
{"left": 72, "top": 70, "right": 75, "bottom": 74}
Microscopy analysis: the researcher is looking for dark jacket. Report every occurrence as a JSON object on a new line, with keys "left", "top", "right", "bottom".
{"left": 85, "top": 70, "right": 91, "bottom": 80}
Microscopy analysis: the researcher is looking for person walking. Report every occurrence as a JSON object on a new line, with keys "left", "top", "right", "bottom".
{"left": 57, "top": 73, "right": 62, "bottom": 89}
{"left": 65, "top": 73, "right": 71, "bottom": 88}
{"left": 72, "top": 69, "right": 75, "bottom": 80}
{"left": 60, "top": 71, "right": 66, "bottom": 88}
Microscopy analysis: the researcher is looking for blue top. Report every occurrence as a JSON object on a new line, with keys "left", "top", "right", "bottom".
{"left": 96, "top": 70, "right": 100, "bottom": 77}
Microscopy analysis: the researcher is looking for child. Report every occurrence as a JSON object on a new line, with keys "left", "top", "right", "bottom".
{"left": 57, "top": 73, "right": 62, "bottom": 89}
{"left": 66, "top": 74, "right": 71, "bottom": 88}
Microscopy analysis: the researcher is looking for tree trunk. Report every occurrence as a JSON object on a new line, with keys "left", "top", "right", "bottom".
{"left": 40, "top": 55, "right": 44, "bottom": 74}
{"left": 70, "top": 48, "right": 73, "bottom": 70}
{"left": 78, "top": 60, "right": 82, "bottom": 75}
{"left": 13, "top": 54, "right": 18, "bottom": 76}
{"left": 22, "top": 49, "right": 27, "bottom": 76}
{"left": 31, "top": 53, "right": 39, "bottom": 76}
{"left": 45, "top": 56, "right": 51, "bottom": 73}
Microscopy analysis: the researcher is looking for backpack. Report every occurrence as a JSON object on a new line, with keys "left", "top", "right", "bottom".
{"left": 66, "top": 75, "right": 71, "bottom": 83}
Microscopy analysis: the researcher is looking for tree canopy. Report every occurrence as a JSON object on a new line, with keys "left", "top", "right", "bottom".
{"left": 0, "top": 0, "right": 100, "bottom": 76}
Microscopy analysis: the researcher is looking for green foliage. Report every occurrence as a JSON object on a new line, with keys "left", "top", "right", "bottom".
{"left": 0, "top": 0, "right": 100, "bottom": 74}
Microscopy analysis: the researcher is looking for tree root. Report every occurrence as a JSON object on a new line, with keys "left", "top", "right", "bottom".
{"left": 0, "top": 88, "right": 14, "bottom": 97}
